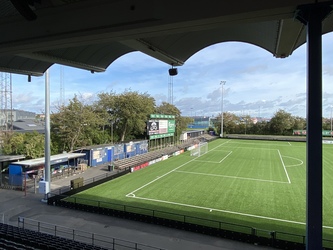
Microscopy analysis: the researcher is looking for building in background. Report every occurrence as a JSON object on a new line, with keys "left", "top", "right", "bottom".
{"left": 187, "top": 116, "right": 215, "bottom": 129}
{"left": 0, "top": 109, "right": 36, "bottom": 127}
{"left": 0, "top": 109, "right": 44, "bottom": 133}
{"left": 11, "top": 119, "right": 45, "bottom": 134}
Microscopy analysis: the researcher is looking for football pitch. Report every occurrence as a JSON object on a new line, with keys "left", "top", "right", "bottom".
{"left": 69, "top": 139, "right": 333, "bottom": 242}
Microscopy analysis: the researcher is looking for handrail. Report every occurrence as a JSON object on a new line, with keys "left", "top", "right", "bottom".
{"left": 17, "top": 217, "right": 165, "bottom": 250}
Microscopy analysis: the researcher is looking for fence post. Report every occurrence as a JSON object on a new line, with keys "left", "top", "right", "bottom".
{"left": 18, "top": 217, "right": 24, "bottom": 228}
{"left": 55, "top": 225, "right": 57, "bottom": 236}
{"left": 251, "top": 227, "right": 257, "bottom": 244}
{"left": 92, "top": 233, "right": 94, "bottom": 246}
{"left": 270, "top": 231, "right": 276, "bottom": 246}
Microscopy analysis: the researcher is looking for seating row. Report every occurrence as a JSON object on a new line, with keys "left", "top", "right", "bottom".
{"left": 113, "top": 138, "right": 203, "bottom": 169}
{"left": 0, "top": 223, "right": 107, "bottom": 250}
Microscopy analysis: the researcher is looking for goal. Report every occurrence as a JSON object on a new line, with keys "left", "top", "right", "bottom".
{"left": 191, "top": 142, "right": 208, "bottom": 157}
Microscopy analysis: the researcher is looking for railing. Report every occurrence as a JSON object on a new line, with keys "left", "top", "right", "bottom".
{"left": 48, "top": 195, "right": 333, "bottom": 250}
{"left": 17, "top": 217, "right": 165, "bottom": 250}
{"left": 49, "top": 167, "right": 131, "bottom": 196}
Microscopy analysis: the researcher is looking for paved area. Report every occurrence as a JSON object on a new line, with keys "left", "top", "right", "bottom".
{"left": 0, "top": 165, "right": 274, "bottom": 250}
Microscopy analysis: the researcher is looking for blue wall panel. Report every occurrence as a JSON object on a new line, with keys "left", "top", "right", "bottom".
{"left": 9, "top": 164, "right": 23, "bottom": 186}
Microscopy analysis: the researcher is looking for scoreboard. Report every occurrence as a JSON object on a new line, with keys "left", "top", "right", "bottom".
{"left": 147, "top": 114, "right": 175, "bottom": 139}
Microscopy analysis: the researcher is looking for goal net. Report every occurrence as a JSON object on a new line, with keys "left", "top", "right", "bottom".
{"left": 191, "top": 142, "right": 208, "bottom": 157}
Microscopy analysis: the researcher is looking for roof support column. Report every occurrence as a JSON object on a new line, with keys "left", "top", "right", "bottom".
{"left": 44, "top": 69, "right": 51, "bottom": 197}
{"left": 296, "top": 2, "right": 333, "bottom": 249}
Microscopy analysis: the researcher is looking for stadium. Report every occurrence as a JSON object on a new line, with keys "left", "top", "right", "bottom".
{"left": 43, "top": 137, "right": 332, "bottom": 249}
{"left": 0, "top": 1, "right": 333, "bottom": 249}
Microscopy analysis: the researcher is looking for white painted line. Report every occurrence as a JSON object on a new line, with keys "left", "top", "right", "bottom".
{"left": 127, "top": 195, "right": 333, "bottom": 230}
{"left": 283, "top": 156, "right": 304, "bottom": 167}
{"left": 194, "top": 150, "right": 232, "bottom": 164}
{"left": 126, "top": 139, "right": 232, "bottom": 197}
{"left": 278, "top": 150, "right": 291, "bottom": 184}
{"left": 126, "top": 158, "right": 196, "bottom": 196}
{"left": 194, "top": 160, "right": 223, "bottom": 163}
{"left": 219, "top": 151, "right": 232, "bottom": 163}
{"left": 215, "top": 146, "right": 278, "bottom": 151}
{"left": 225, "top": 141, "right": 293, "bottom": 147}
{"left": 174, "top": 170, "right": 289, "bottom": 184}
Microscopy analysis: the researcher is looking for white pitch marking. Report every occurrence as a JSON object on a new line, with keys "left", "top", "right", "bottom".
{"left": 126, "top": 140, "right": 232, "bottom": 197}
{"left": 194, "top": 150, "right": 232, "bottom": 164}
{"left": 224, "top": 141, "right": 294, "bottom": 147}
{"left": 127, "top": 195, "right": 333, "bottom": 230}
{"left": 175, "top": 170, "right": 289, "bottom": 184}
{"left": 283, "top": 156, "right": 304, "bottom": 167}
{"left": 218, "top": 151, "right": 233, "bottom": 163}
{"left": 278, "top": 150, "right": 291, "bottom": 184}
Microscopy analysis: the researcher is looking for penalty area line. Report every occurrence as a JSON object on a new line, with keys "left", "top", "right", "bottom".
{"left": 125, "top": 157, "right": 198, "bottom": 196}
{"left": 174, "top": 170, "right": 289, "bottom": 184}
{"left": 278, "top": 150, "right": 291, "bottom": 184}
{"left": 126, "top": 139, "right": 233, "bottom": 197}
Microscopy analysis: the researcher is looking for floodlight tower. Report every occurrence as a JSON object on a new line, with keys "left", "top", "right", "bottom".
{"left": 168, "top": 66, "right": 177, "bottom": 104}
{"left": 168, "top": 75, "right": 173, "bottom": 104}
{"left": 0, "top": 72, "right": 13, "bottom": 131}
{"left": 330, "top": 105, "right": 333, "bottom": 137}
{"left": 60, "top": 66, "right": 65, "bottom": 106}
{"left": 220, "top": 81, "right": 226, "bottom": 137}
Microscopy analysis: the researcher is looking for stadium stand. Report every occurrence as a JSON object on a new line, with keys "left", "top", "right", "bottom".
{"left": 113, "top": 134, "right": 217, "bottom": 170}
{"left": 0, "top": 223, "right": 107, "bottom": 250}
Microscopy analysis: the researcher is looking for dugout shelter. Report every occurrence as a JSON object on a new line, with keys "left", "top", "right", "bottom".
{"left": 8, "top": 153, "right": 85, "bottom": 186}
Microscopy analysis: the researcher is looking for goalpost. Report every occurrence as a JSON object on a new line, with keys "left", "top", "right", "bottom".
{"left": 191, "top": 142, "right": 208, "bottom": 157}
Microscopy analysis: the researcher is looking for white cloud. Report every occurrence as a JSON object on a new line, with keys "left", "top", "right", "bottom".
{"left": 8, "top": 32, "right": 333, "bottom": 118}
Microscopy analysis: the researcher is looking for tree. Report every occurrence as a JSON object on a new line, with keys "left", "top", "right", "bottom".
{"left": 51, "top": 95, "right": 106, "bottom": 152}
{"left": 251, "top": 120, "right": 270, "bottom": 135}
{"left": 155, "top": 102, "right": 191, "bottom": 139}
{"left": 213, "top": 112, "right": 240, "bottom": 135}
{"left": 293, "top": 116, "right": 306, "bottom": 130}
{"left": 1, "top": 132, "right": 25, "bottom": 155}
{"left": 97, "top": 90, "right": 155, "bottom": 141}
{"left": 155, "top": 102, "right": 196, "bottom": 140}
{"left": 155, "top": 102, "right": 181, "bottom": 116}
{"left": 270, "top": 109, "right": 294, "bottom": 135}
{"left": 1, "top": 131, "right": 45, "bottom": 158}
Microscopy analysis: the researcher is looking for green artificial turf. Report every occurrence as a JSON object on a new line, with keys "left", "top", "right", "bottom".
{"left": 68, "top": 139, "right": 333, "bottom": 246}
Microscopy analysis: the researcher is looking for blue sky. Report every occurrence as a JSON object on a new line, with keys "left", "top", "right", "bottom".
{"left": 10, "top": 32, "right": 333, "bottom": 119}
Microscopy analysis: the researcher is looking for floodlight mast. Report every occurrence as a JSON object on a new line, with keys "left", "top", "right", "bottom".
{"left": 220, "top": 81, "right": 226, "bottom": 137}
{"left": 330, "top": 105, "right": 333, "bottom": 137}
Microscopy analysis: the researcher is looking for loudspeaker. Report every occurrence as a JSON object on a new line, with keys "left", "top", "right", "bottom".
{"left": 169, "top": 68, "right": 178, "bottom": 76}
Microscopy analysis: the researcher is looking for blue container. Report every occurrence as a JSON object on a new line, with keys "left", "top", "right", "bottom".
{"left": 135, "top": 140, "right": 148, "bottom": 155}
{"left": 113, "top": 143, "right": 125, "bottom": 161}
{"left": 90, "top": 147, "right": 108, "bottom": 166}
{"left": 106, "top": 146, "right": 113, "bottom": 162}
{"left": 9, "top": 164, "right": 23, "bottom": 186}
{"left": 124, "top": 142, "right": 136, "bottom": 158}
